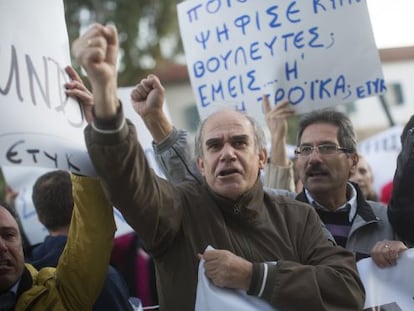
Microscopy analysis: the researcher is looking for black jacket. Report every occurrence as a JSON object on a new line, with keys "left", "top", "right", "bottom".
{"left": 388, "top": 122, "right": 414, "bottom": 244}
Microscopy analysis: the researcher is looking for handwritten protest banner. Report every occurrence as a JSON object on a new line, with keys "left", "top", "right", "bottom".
{"left": 0, "top": 0, "right": 167, "bottom": 178}
{"left": 0, "top": 0, "right": 97, "bottom": 174}
{"left": 0, "top": 0, "right": 170, "bottom": 242}
{"left": 177, "top": 0, "right": 385, "bottom": 123}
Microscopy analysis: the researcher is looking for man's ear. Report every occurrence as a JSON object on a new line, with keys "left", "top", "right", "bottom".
{"left": 349, "top": 153, "right": 359, "bottom": 175}
{"left": 196, "top": 157, "right": 206, "bottom": 176}
{"left": 258, "top": 149, "right": 267, "bottom": 170}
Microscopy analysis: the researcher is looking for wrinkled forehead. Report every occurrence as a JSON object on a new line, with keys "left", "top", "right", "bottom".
{"left": 300, "top": 122, "right": 339, "bottom": 144}
{"left": 202, "top": 110, "right": 254, "bottom": 140}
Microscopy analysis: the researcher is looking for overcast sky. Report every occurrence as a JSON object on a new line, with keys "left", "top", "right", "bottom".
{"left": 367, "top": 0, "right": 414, "bottom": 48}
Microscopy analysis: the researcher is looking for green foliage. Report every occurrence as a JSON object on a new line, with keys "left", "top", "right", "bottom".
{"left": 63, "top": 0, "right": 184, "bottom": 86}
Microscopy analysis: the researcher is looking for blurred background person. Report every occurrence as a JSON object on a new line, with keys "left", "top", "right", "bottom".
{"left": 349, "top": 154, "right": 379, "bottom": 201}
{"left": 111, "top": 231, "right": 158, "bottom": 309}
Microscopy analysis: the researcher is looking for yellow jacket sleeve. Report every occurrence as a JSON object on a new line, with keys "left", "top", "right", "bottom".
{"left": 56, "top": 174, "right": 116, "bottom": 310}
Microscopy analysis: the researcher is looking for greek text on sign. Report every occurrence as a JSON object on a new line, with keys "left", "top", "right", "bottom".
{"left": 177, "top": 0, "right": 385, "bottom": 123}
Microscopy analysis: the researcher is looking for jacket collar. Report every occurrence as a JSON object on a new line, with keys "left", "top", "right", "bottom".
{"left": 16, "top": 265, "right": 33, "bottom": 298}
{"left": 296, "top": 181, "right": 377, "bottom": 222}
{"left": 351, "top": 181, "right": 378, "bottom": 221}
{"left": 205, "top": 178, "right": 265, "bottom": 223}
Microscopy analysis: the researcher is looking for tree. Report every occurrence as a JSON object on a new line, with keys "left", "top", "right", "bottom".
{"left": 64, "top": 0, "right": 183, "bottom": 86}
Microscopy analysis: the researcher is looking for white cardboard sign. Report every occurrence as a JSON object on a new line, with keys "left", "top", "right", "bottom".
{"left": 0, "top": 0, "right": 95, "bottom": 175}
{"left": 0, "top": 0, "right": 169, "bottom": 242}
{"left": 177, "top": 0, "right": 385, "bottom": 123}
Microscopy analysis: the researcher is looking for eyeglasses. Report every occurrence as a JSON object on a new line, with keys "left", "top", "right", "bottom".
{"left": 294, "top": 144, "right": 351, "bottom": 156}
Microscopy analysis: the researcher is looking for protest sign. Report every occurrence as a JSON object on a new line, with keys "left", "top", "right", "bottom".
{"left": 358, "top": 125, "right": 403, "bottom": 194}
{"left": 0, "top": 0, "right": 170, "bottom": 242}
{"left": 177, "top": 0, "right": 385, "bottom": 124}
{"left": 357, "top": 248, "right": 414, "bottom": 310}
{"left": 0, "top": 0, "right": 96, "bottom": 175}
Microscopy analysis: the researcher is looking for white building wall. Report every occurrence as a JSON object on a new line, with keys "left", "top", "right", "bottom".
{"left": 351, "top": 59, "right": 414, "bottom": 130}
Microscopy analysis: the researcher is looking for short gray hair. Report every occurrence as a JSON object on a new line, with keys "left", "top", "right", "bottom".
{"left": 195, "top": 110, "right": 266, "bottom": 158}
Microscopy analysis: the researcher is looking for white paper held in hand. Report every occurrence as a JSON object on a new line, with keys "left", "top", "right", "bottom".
{"left": 195, "top": 245, "right": 277, "bottom": 311}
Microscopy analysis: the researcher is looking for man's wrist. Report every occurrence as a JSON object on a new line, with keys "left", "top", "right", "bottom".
{"left": 91, "top": 82, "right": 119, "bottom": 119}
{"left": 92, "top": 102, "right": 124, "bottom": 132}
{"left": 144, "top": 113, "right": 173, "bottom": 143}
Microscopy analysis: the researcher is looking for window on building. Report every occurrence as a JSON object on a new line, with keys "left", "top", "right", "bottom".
{"left": 384, "top": 82, "right": 404, "bottom": 106}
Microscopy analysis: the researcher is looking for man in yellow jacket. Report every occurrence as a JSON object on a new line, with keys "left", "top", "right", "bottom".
{"left": 0, "top": 174, "right": 116, "bottom": 310}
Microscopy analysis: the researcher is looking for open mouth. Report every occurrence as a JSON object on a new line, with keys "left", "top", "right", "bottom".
{"left": 218, "top": 168, "right": 240, "bottom": 177}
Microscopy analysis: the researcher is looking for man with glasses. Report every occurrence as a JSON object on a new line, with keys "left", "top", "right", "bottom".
{"left": 291, "top": 109, "right": 407, "bottom": 266}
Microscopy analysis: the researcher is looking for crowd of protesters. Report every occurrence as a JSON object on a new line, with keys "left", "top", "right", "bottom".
{"left": 1, "top": 23, "right": 413, "bottom": 311}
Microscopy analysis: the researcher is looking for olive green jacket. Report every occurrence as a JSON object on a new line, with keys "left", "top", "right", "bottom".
{"left": 85, "top": 114, "right": 365, "bottom": 311}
